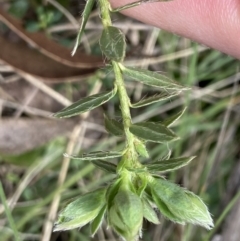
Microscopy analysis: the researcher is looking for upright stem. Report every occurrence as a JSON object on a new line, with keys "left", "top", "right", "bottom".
{"left": 99, "top": 0, "right": 136, "bottom": 166}
{"left": 112, "top": 61, "right": 134, "bottom": 147}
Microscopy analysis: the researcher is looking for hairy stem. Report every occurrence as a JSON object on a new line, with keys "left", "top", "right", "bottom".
{"left": 99, "top": 0, "right": 137, "bottom": 167}
{"left": 112, "top": 62, "right": 134, "bottom": 147}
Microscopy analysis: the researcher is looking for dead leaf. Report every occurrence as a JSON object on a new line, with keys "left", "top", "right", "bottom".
{"left": 0, "top": 118, "right": 77, "bottom": 155}
{"left": 0, "top": 8, "right": 103, "bottom": 68}
{"left": 0, "top": 35, "right": 95, "bottom": 82}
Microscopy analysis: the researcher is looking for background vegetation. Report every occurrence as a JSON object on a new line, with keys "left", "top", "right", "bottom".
{"left": 0, "top": 0, "right": 240, "bottom": 241}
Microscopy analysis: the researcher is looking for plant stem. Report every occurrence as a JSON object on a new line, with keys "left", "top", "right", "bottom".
{"left": 112, "top": 61, "right": 134, "bottom": 146}
{"left": 99, "top": 0, "right": 137, "bottom": 166}
{"left": 99, "top": 0, "right": 135, "bottom": 149}
{"left": 98, "top": 0, "right": 112, "bottom": 28}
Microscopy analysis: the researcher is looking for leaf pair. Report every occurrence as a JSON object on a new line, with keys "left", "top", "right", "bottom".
{"left": 149, "top": 178, "right": 214, "bottom": 229}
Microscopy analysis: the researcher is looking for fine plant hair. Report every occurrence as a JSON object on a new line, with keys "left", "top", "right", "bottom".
{"left": 53, "top": 1, "right": 214, "bottom": 240}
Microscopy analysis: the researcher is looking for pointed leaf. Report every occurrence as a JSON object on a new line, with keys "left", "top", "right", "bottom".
{"left": 64, "top": 151, "right": 123, "bottom": 161}
{"left": 131, "top": 91, "right": 180, "bottom": 108}
{"left": 146, "top": 156, "right": 196, "bottom": 172}
{"left": 161, "top": 107, "right": 187, "bottom": 127}
{"left": 104, "top": 115, "right": 124, "bottom": 136}
{"left": 72, "top": 0, "right": 95, "bottom": 55}
{"left": 91, "top": 205, "right": 106, "bottom": 236}
{"left": 54, "top": 188, "right": 106, "bottom": 231}
{"left": 142, "top": 198, "right": 160, "bottom": 224}
{"left": 150, "top": 178, "right": 214, "bottom": 229}
{"left": 129, "top": 122, "right": 179, "bottom": 143}
{"left": 120, "top": 65, "right": 189, "bottom": 91}
{"left": 54, "top": 86, "right": 117, "bottom": 118}
{"left": 99, "top": 26, "right": 126, "bottom": 62}
{"left": 92, "top": 160, "right": 117, "bottom": 173}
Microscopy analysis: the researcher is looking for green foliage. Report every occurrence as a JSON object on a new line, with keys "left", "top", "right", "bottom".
{"left": 53, "top": 0, "right": 214, "bottom": 240}
{"left": 64, "top": 151, "right": 123, "bottom": 160}
{"left": 104, "top": 114, "right": 124, "bottom": 136}
{"left": 100, "top": 26, "right": 126, "bottom": 62}
{"left": 142, "top": 198, "right": 160, "bottom": 224}
{"left": 91, "top": 160, "right": 117, "bottom": 173}
{"left": 90, "top": 205, "right": 106, "bottom": 236}
{"left": 161, "top": 107, "right": 187, "bottom": 127}
{"left": 146, "top": 156, "right": 196, "bottom": 172}
{"left": 120, "top": 65, "right": 189, "bottom": 91}
{"left": 129, "top": 122, "right": 179, "bottom": 143}
{"left": 72, "top": 0, "right": 95, "bottom": 55}
{"left": 131, "top": 91, "right": 179, "bottom": 108}
{"left": 54, "top": 86, "right": 117, "bottom": 118}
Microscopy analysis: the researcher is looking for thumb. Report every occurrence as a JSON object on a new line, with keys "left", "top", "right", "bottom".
{"left": 109, "top": 0, "right": 240, "bottom": 59}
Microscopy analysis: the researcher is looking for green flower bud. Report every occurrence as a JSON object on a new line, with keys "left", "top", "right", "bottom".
{"left": 108, "top": 189, "right": 143, "bottom": 241}
{"left": 54, "top": 188, "right": 106, "bottom": 231}
{"left": 150, "top": 178, "right": 213, "bottom": 229}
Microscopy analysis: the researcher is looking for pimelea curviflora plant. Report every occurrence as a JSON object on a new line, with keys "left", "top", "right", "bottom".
{"left": 53, "top": 0, "right": 214, "bottom": 240}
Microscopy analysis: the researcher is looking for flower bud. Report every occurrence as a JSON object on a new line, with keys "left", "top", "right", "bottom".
{"left": 54, "top": 188, "right": 106, "bottom": 231}
{"left": 150, "top": 178, "right": 213, "bottom": 230}
{"left": 108, "top": 188, "right": 143, "bottom": 241}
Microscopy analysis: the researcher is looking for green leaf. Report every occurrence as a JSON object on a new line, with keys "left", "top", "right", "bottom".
{"left": 54, "top": 188, "right": 106, "bottom": 231}
{"left": 53, "top": 86, "right": 117, "bottom": 118}
{"left": 92, "top": 160, "right": 117, "bottom": 173}
{"left": 91, "top": 205, "right": 106, "bottom": 236}
{"left": 120, "top": 65, "right": 189, "bottom": 91}
{"left": 99, "top": 26, "right": 126, "bottom": 62}
{"left": 104, "top": 115, "right": 124, "bottom": 136}
{"left": 161, "top": 107, "right": 187, "bottom": 127}
{"left": 108, "top": 189, "right": 143, "bottom": 241}
{"left": 150, "top": 178, "right": 214, "bottom": 229}
{"left": 72, "top": 0, "right": 95, "bottom": 55}
{"left": 134, "top": 138, "right": 149, "bottom": 158}
{"left": 64, "top": 151, "right": 123, "bottom": 161}
{"left": 142, "top": 198, "right": 160, "bottom": 224}
{"left": 146, "top": 156, "right": 196, "bottom": 172}
{"left": 106, "top": 179, "right": 121, "bottom": 207}
{"left": 151, "top": 189, "right": 184, "bottom": 224}
{"left": 129, "top": 122, "right": 179, "bottom": 143}
{"left": 131, "top": 91, "right": 180, "bottom": 108}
